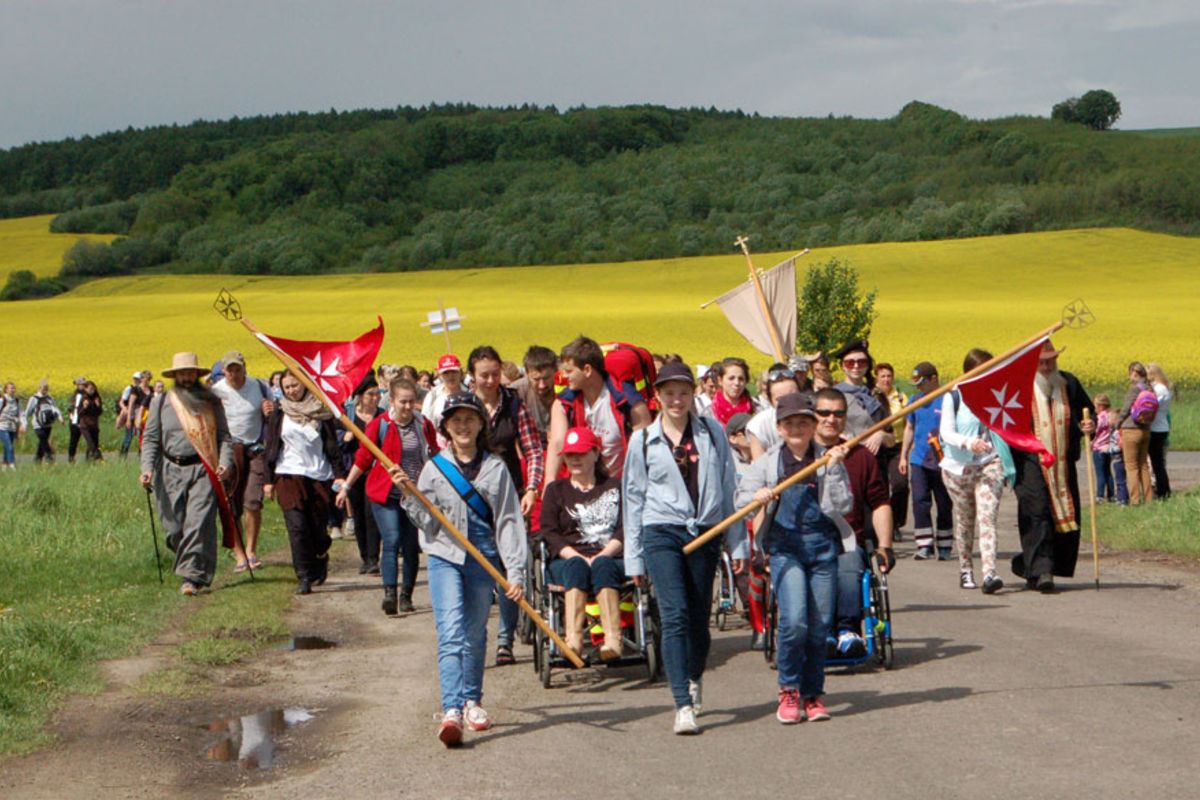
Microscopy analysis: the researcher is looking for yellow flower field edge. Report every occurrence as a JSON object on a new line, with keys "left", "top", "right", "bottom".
{"left": 0, "top": 214, "right": 119, "bottom": 280}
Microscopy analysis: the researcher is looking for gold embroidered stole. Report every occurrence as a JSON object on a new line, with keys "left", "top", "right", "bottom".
{"left": 1031, "top": 378, "right": 1078, "bottom": 533}
{"left": 167, "top": 390, "right": 220, "bottom": 468}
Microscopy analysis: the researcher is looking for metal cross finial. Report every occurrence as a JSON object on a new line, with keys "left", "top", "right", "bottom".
{"left": 213, "top": 289, "right": 242, "bottom": 321}
{"left": 733, "top": 235, "right": 751, "bottom": 254}
{"left": 1062, "top": 298, "right": 1095, "bottom": 329}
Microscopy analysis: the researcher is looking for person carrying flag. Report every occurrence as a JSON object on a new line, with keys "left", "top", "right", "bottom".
{"left": 139, "top": 352, "right": 233, "bottom": 595}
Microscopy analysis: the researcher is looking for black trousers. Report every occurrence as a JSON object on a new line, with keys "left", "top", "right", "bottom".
{"left": 80, "top": 425, "right": 102, "bottom": 461}
{"left": 1148, "top": 432, "right": 1171, "bottom": 499}
{"left": 1011, "top": 450, "right": 1080, "bottom": 580}
{"left": 348, "top": 478, "right": 380, "bottom": 563}
{"left": 34, "top": 427, "right": 54, "bottom": 462}
{"left": 280, "top": 476, "right": 334, "bottom": 582}
{"left": 68, "top": 424, "right": 82, "bottom": 461}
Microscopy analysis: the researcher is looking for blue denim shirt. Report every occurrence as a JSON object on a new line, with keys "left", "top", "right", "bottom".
{"left": 621, "top": 414, "right": 748, "bottom": 576}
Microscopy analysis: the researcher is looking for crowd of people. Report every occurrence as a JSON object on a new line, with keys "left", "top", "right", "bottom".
{"left": 2, "top": 333, "right": 1178, "bottom": 745}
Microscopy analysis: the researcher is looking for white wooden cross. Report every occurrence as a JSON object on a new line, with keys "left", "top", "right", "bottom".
{"left": 420, "top": 297, "right": 467, "bottom": 352}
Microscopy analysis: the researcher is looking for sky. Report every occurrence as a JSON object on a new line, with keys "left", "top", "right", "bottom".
{"left": 1, "top": 0, "right": 1197, "bottom": 149}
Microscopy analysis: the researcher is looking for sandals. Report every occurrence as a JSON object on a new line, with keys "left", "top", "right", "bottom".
{"left": 234, "top": 561, "right": 249, "bottom": 573}
{"left": 494, "top": 646, "right": 516, "bottom": 666}
{"left": 248, "top": 557, "right": 263, "bottom": 570}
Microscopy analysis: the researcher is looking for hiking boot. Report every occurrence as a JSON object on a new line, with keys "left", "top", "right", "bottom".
{"left": 463, "top": 700, "right": 492, "bottom": 732}
{"left": 437, "top": 710, "right": 463, "bottom": 747}
{"left": 913, "top": 546, "right": 934, "bottom": 560}
{"left": 1036, "top": 574, "right": 1056, "bottom": 594}
{"left": 777, "top": 688, "right": 803, "bottom": 724}
{"left": 366, "top": 558, "right": 380, "bottom": 575}
{"left": 960, "top": 570, "right": 977, "bottom": 590}
{"left": 836, "top": 631, "right": 867, "bottom": 658}
{"left": 398, "top": 591, "right": 415, "bottom": 613}
{"left": 294, "top": 578, "right": 313, "bottom": 595}
{"left": 382, "top": 587, "right": 398, "bottom": 616}
{"left": 803, "top": 696, "right": 831, "bottom": 722}
{"left": 673, "top": 705, "right": 700, "bottom": 735}
{"left": 982, "top": 573, "right": 1004, "bottom": 594}
{"left": 688, "top": 679, "right": 703, "bottom": 715}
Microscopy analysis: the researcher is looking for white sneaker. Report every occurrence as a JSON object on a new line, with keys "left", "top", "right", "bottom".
{"left": 674, "top": 705, "right": 700, "bottom": 735}
{"left": 344, "top": 517, "right": 356, "bottom": 536}
{"left": 329, "top": 525, "right": 343, "bottom": 540}
{"left": 688, "top": 679, "right": 703, "bottom": 715}
{"left": 463, "top": 700, "right": 492, "bottom": 732}
{"left": 960, "top": 570, "right": 977, "bottom": 590}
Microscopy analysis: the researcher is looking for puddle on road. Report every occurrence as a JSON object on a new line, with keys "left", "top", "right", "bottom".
{"left": 200, "top": 707, "right": 316, "bottom": 770}
{"left": 279, "top": 635, "right": 337, "bottom": 651}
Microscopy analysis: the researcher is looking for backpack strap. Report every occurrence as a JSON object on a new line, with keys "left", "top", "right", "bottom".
{"left": 376, "top": 416, "right": 390, "bottom": 449}
{"left": 431, "top": 452, "right": 494, "bottom": 527}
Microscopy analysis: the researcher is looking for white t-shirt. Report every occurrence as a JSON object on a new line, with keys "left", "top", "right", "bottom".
{"left": 746, "top": 406, "right": 779, "bottom": 453}
{"left": 275, "top": 416, "right": 333, "bottom": 481}
{"left": 1151, "top": 383, "right": 1172, "bottom": 434}
{"left": 584, "top": 386, "right": 625, "bottom": 478}
{"left": 212, "top": 378, "right": 267, "bottom": 445}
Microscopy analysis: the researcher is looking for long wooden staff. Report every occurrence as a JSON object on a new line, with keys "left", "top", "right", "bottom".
{"left": 683, "top": 318, "right": 1067, "bottom": 555}
{"left": 233, "top": 313, "right": 585, "bottom": 668}
{"left": 1082, "top": 409, "right": 1101, "bottom": 589}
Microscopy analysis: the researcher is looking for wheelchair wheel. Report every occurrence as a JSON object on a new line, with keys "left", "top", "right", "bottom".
{"left": 537, "top": 627, "right": 553, "bottom": 688}
{"left": 644, "top": 598, "right": 663, "bottom": 682}
{"left": 715, "top": 608, "right": 727, "bottom": 632}
{"left": 877, "top": 574, "right": 895, "bottom": 670}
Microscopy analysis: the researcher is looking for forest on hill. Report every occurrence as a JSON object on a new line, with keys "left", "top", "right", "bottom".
{"left": 1, "top": 101, "right": 1199, "bottom": 296}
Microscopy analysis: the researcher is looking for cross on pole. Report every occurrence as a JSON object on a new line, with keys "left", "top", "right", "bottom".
{"left": 733, "top": 235, "right": 786, "bottom": 363}
{"left": 419, "top": 297, "right": 466, "bottom": 352}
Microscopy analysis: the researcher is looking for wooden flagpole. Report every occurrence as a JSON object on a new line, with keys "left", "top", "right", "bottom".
{"left": 239, "top": 316, "right": 584, "bottom": 668}
{"left": 683, "top": 318, "right": 1066, "bottom": 555}
{"left": 1082, "top": 408, "right": 1101, "bottom": 589}
{"left": 734, "top": 235, "right": 787, "bottom": 364}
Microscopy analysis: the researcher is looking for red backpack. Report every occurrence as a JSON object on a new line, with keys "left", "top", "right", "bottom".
{"left": 600, "top": 342, "right": 659, "bottom": 412}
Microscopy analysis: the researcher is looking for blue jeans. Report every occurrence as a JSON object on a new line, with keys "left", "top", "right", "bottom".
{"left": 548, "top": 555, "right": 625, "bottom": 592}
{"left": 642, "top": 524, "right": 720, "bottom": 708}
{"left": 1093, "top": 451, "right": 1115, "bottom": 501}
{"left": 371, "top": 500, "right": 420, "bottom": 592}
{"left": 496, "top": 591, "right": 519, "bottom": 649}
{"left": 0, "top": 429, "right": 13, "bottom": 464}
{"left": 770, "top": 532, "right": 837, "bottom": 697}
{"left": 835, "top": 548, "right": 865, "bottom": 636}
{"left": 119, "top": 425, "right": 136, "bottom": 455}
{"left": 1113, "top": 453, "right": 1130, "bottom": 505}
{"left": 427, "top": 554, "right": 496, "bottom": 712}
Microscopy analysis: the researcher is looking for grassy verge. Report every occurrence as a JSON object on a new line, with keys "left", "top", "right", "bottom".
{"left": 0, "top": 460, "right": 294, "bottom": 756}
{"left": 1090, "top": 487, "right": 1200, "bottom": 559}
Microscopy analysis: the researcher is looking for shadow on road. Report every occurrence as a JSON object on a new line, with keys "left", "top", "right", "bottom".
{"left": 890, "top": 636, "right": 983, "bottom": 668}
{"left": 829, "top": 685, "right": 975, "bottom": 717}
{"left": 894, "top": 603, "right": 1010, "bottom": 613}
{"left": 466, "top": 699, "right": 675, "bottom": 746}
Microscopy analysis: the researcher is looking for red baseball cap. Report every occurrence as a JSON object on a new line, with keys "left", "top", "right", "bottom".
{"left": 561, "top": 427, "right": 602, "bottom": 455}
{"left": 437, "top": 354, "right": 462, "bottom": 373}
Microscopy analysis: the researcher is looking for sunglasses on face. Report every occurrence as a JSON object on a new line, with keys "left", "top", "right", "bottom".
{"left": 842, "top": 358, "right": 869, "bottom": 368}
{"left": 767, "top": 368, "right": 796, "bottom": 382}
{"left": 814, "top": 408, "right": 847, "bottom": 418}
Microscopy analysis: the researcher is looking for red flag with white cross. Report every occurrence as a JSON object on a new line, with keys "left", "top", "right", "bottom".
{"left": 956, "top": 337, "right": 1055, "bottom": 467}
{"left": 255, "top": 318, "right": 384, "bottom": 413}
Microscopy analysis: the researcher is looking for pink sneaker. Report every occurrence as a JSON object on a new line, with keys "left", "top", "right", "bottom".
{"left": 804, "top": 696, "right": 831, "bottom": 722}
{"left": 776, "top": 688, "right": 803, "bottom": 724}
{"left": 437, "top": 710, "right": 463, "bottom": 747}
{"left": 463, "top": 700, "right": 492, "bottom": 732}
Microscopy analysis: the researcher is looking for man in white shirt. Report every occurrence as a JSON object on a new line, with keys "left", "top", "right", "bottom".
{"left": 212, "top": 350, "right": 275, "bottom": 571}
{"left": 747, "top": 366, "right": 803, "bottom": 460}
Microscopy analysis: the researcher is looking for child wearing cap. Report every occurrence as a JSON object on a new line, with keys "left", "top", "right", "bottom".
{"left": 540, "top": 426, "right": 625, "bottom": 660}
{"left": 420, "top": 354, "right": 465, "bottom": 443}
{"left": 623, "top": 362, "right": 748, "bottom": 735}
{"left": 390, "top": 392, "right": 527, "bottom": 748}
{"left": 736, "top": 391, "right": 852, "bottom": 725}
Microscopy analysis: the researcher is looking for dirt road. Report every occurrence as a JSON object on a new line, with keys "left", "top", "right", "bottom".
{"left": 4, "top": 453, "right": 1200, "bottom": 799}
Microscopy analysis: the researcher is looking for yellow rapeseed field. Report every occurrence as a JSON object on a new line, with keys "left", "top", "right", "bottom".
{"left": 0, "top": 227, "right": 1195, "bottom": 394}
{"left": 0, "top": 214, "right": 119, "bottom": 279}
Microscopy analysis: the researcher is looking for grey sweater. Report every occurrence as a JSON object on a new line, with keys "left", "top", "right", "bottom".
{"left": 402, "top": 451, "right": 527, "bottom": 587}
{"left": 141, "top": 392, "right": 233, "bottom": 473}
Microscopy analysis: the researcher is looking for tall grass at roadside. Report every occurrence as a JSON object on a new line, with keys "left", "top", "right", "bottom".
{"left": 1091, "top": 487, "right": 1200, "bottom": 557}
{"left": 0, "top": 460, "right": 290, "bottom": 756}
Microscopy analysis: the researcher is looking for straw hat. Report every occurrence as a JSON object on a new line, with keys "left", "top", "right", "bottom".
{"left": 162, "top": 352, "right": 203, "bottom": 377}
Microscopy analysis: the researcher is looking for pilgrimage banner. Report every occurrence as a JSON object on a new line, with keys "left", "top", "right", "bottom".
{"left": 714, "top": 255, "right": 797, "bottom": 358}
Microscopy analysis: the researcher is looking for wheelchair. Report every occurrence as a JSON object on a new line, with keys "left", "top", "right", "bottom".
{"left": 762, "top": 541, "right": 894, "bottom": 671}
{"left": 712, "top": 549, "right": 738, "bottom": 631}
{"left": 528, "top": 538, "right": 663, "bottom": 688}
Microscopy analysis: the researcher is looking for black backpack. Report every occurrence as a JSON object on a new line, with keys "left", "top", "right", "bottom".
{"left": 34, "top": 396, "right": 57, "bottom": 427}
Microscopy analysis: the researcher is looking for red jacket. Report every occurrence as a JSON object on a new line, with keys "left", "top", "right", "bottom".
{"left": 354, "top": 411, "right": 439, "bottom": 504}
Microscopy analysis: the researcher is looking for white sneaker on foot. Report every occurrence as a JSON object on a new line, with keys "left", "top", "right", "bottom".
{"left": 463, "top": 700, "right": 492, "bottom": 732}
{"left": 960, "top": 570, "right": 977, "bottom": 590}
{"left": 688, "top": 679, "right": 703, "bottom": 715}
{"left": 674, "top": 705, "right": 700, "bottom": 735}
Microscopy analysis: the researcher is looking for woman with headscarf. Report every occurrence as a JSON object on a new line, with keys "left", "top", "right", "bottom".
{"left": 263, "top": 372, "right": 347, "bottom": 595}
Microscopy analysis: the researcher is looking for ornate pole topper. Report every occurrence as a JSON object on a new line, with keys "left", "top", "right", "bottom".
{"left": 683, "top": 299, "right": 1095, "bottom": 556}
{"left": 420, "top": 297, "right": 466, "bottom": 353}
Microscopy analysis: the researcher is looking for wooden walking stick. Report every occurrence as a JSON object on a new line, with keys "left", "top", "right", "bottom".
{"left": 1083, "top": 408, "right": 1101, "bottom": 589}
{"left": 215, "top": 293, "right": 584, "bottom": 667}
{"left": 684, "top": 314, "right": 1078, "bottom": 556}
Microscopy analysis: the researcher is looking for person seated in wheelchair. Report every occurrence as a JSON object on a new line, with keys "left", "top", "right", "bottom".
{"left": 539, "top": 426, "right": 625, "bottom": 660}
{"left": 812, "top": 388, "right": 896, "bottom": 659}
{"left": 738, "top": 391, "right": 852, "bottom": 724}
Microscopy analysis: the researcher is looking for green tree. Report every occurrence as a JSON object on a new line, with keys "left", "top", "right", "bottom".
{"left": 1076, "top": 89, "right": 1121, "bottom": 130}
{"left": 795, "top": 256, "right": 878, "bottom": 357}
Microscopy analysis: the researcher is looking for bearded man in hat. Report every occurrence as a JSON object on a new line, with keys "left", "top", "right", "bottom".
{"left": 140, "top": 352, "right": 233, "bottom": 595}
{"left": 1011, "top": 340, "right": 1095, "bottom": 593}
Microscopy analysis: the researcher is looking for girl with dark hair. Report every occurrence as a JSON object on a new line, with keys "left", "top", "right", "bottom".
{"left": 704, "top": 357, "right": 754, "bottom": 429}
{"left": 78, "top": 381, "right": 104, "bottom": 461}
